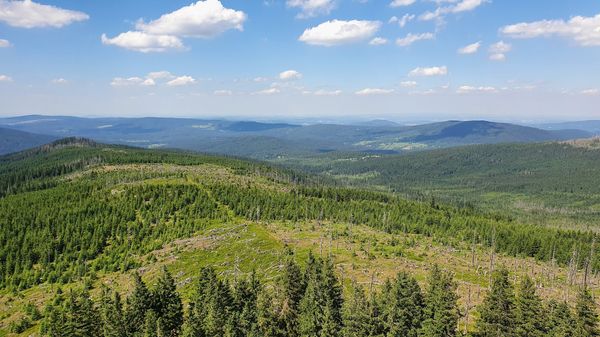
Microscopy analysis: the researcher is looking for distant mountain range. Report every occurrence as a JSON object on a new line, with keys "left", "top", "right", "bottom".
{"left": 0, "top": 127, "right": 57, "bottom": 155}
{"left": 0, "top": 115, "right": 593, "bottom": 157}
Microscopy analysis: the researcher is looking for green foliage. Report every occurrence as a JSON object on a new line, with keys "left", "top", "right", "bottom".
{"left": 515, "top": 276, "right": 546, "bottom": 337}
{"left": 474, "top": 268, "right": 516, "bottom": 337}
{"left": 419, "top": 265, "right": 459, "bottom": 337}
{"left": 575, "top": 288, "right": 599, "bottom": 337}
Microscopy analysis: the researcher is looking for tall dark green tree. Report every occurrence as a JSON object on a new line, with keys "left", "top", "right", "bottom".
{"left": 419, "top": 265, "right": 459, "bottom": 337}
{"left": 515, "top": 276, "right": 546, "bottom": 337}
{"left": 152, "top": 268, "right": 184, "bottom": 337}
{"left": 384, "top": 272, "right": 424, "bottom": 337}
{"left": 125, "top": 273, "right": 152, "bottom": 337}
{"left": 143, "top": 310, "right": 159, "bottom": 337}
{"left": 280, "top": 257, "right": 305, "bottom": 336}
{"left": 546, "top": 300, "right": 575, "bottom": 337}
{"left": 575, "top": 288, "right": 599, "bottom": 337}
{"left": 100, "top": 288, "right": 126, "bottom": 337}
{"left": 320, "top": 259, "right": 343, "bottom": 337}
{"left": 343, "top": 283, "right": 384, "bottom": 337}
{"left": 474, "top": 268, "right": 516, "bottom": 337}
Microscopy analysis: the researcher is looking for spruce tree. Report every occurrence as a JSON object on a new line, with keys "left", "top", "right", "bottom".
{"left": 143, "top": 310, "right": 159, "bottom": 337}
{"left": 546, "top": 300, "right": 575, "bottom": 337}
{"left": 384, "top": 272, "right": 424, "bottom": 337}
{"left": 419, "top": 265, "right": 459, "bottom": 337}
{"left": 474, "top": 268, "right": 516, "bottom": 337}
{"left": 256, "top": 290, "right": 284, "bottom": 337}
{"left": 320, "top": 259, "right": 343, "bottom": 337}
{"left": 343, "top": 283, "right": 384, "bottom": 337}
{"left": 126, "top": 273, "right": 152, "bottom": 337}
{"left": 299, "top": 253, "right": 324, "bottom": 337}
{"left": 515, "top": 276, "right": 546, "bottom": 337}
{"left": 575, "top": 288, "right": 599, "bottom": 337}
{"left": 281, "top": 258, "right": 305, "bottom": 336}
{"left": 152, "top": 267, "right": 184, "bottom": 337}
{"left": 100, "top": 288, "right": 126, "bottom": 337}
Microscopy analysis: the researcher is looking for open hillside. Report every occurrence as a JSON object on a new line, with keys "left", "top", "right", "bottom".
{"left": 1, "top": 139, "right": 600, "bottom": 336}
{"left": 278, "top": 141, "right": 600, "bottom": 230}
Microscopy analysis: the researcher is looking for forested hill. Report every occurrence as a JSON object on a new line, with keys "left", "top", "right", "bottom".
{"left": 280, "top": 140, "right": 600, "bottom": 229}
{"left": 1, "top": 139, "right": 600, "bottom": 336}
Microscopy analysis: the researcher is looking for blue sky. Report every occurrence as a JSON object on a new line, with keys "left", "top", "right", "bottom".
{"left": 1, "top": 0, "right": 599, "bottom": 122}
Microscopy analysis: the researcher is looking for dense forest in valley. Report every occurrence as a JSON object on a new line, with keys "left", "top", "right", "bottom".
{"left": 1, "top": 139, "right": 599, "bottom": 336}
{"left": 278, "top": 140, "right": 600, "bottom": 229}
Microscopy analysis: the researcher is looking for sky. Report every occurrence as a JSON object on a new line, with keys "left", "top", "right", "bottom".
{"left": 0, "top": 0, "right": 599, "bottom": 123}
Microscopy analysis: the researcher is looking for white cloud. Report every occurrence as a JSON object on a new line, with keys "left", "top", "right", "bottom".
{"left": 51, "top": 78, "right": 68, "bottom": 84}
{"left": 396, "top": 32, "right": 434, "bottom": 46}
{"left": 166, "top": 76, "right": 196, "bottom": 87}
{"left": 390, "top": 0, "right": 416, "bottom": 7}
{"left": 398, "top": 14, "right": 415, "bottom": 27}
{"left": 102, "top": 0, "right": 245, "bottom": 52}
{"left": 409, "top": 66, "right": 448, "bottom": 76}
{"left": 400, "top": 80, "right": 418, "bottom": 87}
{"left": 488, "top": 40, "right": 511, "bottom": 61}
{"left": 355, "top": 88, "right": 394, "bottom": 95}
{"left": 299, "top": 19, "right": 381, "bottom": 46}
{"left": 0, "top": 38, "right": 10, "bottom": 47}
{"left": 279, "top": 70, "right": 303, "bottom": 80}
{"left": 110, "top": 77, "right": 146, "bottom": 87}
{"left": 135, "top": 0, "right": 246, "bottom": 38}
{"left": 0, "top": 74, "right": 12, "bottom": 82}
{"left": 101, "top": 32, "right": 184, "bottom": 53}
{"left": 456, "top": 85, "right": 498, "bottom": 94}
{"left": 147, "top": 71, "right": 175, "bottom": 80}
{"left": 287, "top": 0, "right": 336, "bottom": 18}
{"left": 457, "top": 41, "right": 481, "bottom": 54}
{"left": 214, "top": 89, "right": 233, "bottom": 96}
{"left": 369, "top": 37, "right": 388, "bottom": 45}
{"left": 501, "top": 14, "right": 600, "bottom": 47}
{"left": 581, "top": 88, "right": 600, "bottom": 96}
{"left": 254, "top": 87, "right": 281, "bottom": 95}
{"left": 253, "top": 77, "right": 269, "bottom": 82}
{"left": 313, "top": 89, "right": 342, "bottom": 96}
{"left": 420, "top": 0, "right": 486, "bottom": 21}
{"left": 0, "top": 0, "right": 88, "bottom": 28}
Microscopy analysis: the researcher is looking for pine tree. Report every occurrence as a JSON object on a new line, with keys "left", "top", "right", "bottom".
{"left": 126, "top": 273, "right": 152, "bottom": 337}
{"left": 384, "top": 272, "right": 424, "bottom": 337}
{"left": 320, "top": 259, "right": 343, "bottom": 337}
{"left": 515, "top": 276, "right": 546, "bottom": 337}
{"left": 73, "top": 289, "right": 102, "bottom": 337}
{"left": 474, "top": 268, "right": 516, "bottom": 337}
{"left": 343, "top": 283, "right": 384, "bottom": 337}
{"left": 575, "top": 288, "right": 599, "bottom": 337}
{"left": 152, "top": 267, "right": 183, "bottom": 337}
{"left": 280, "top": 258, "right": 305, "bottom": 336}
{"left": 546, "top": 300, "right": 575, "bottom": 337}
{"left": 100, "top": 288, "right": 126, "bottom": 337}
{"left": 419, "top": 265, "right": 459, "bottom": 337}
{"left": 299, "top": 253, "right": 324, "bottom": 337}
{"left": 256, "top": 290, "right": 284, "bottom": 337}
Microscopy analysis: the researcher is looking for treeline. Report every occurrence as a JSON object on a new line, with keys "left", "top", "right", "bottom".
{"left": 34, "top": 254, "right": 598, "bottom": 337}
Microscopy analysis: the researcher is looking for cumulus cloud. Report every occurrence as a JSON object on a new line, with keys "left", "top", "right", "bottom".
{"left": 101, "top": 32, "right": 184, "bottom": 53}
{"left": 369, "top": 37, "right": 388, "bottom": 45}
{"left": 420, "top": 0, "right": 486, "bottom": 21}
{"left": 488, "top": 40, "right": 511, "bottom": 61}
{"left": 102, "top": 0, "right": 245, "bottom": 52}
{"left": 409, "top": 66, "right": 448, "bottom": 76}
{"left": 457, "top": 41, "right": 481, "bottom": 54}
{"left": 390, "top": 0, "right": 416, "bottom": 7}
{"left": 254, "top": 87, "right": 281, "bottom": 95}
{"left": 456, "top": 85, "right": 498, "bottom": 94}
{"left": 279, "top": 70, "right": 303, "bottom": 80}
{"left": 396, "top": 32, "right": 434, "bottom": 46}
{"left": 52, "top": 78, "right": 68, "bottom": 84}
{"left": 299, "top": 19, "right": 381, "bottom": 46}
{"left": 355, "top": 88, "right": 394, "bottom": 95}
{"left": 135, "top": 0, "right": 246, "bottom": 38}
{"left": 287, "top": 0, "right": 336, "bottom": 18}
{"left": 0, "top": 38, "right": 10, "bottom": 47}
{"left": 501, "top": 13, "right": 600, "bottom": 47}
{"left": 0, "top": 0, "right": 88, "bottom": 28}
{"left": 166, "top": 76, "right": 196, "bottom": 87}
{"left": 0, "top": 74, "right": 12, "bottom": 82}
